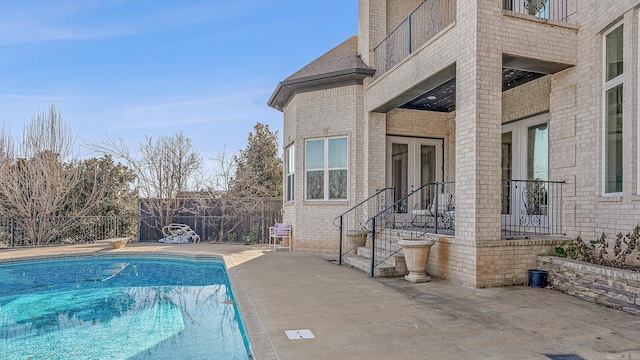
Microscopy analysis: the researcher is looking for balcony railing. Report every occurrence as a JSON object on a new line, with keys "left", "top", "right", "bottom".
{"left": 503, "top": 0, "right": 570, "bottom": 22}
{"left": 501, "top": 179, "right": 565, "bottom": 237}
{"left": 373, "top": 0, "right": 456, "bottom": 77}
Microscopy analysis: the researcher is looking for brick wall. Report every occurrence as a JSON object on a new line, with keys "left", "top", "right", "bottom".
{"left": 549, "top": 4, "right": 640, "bottom": 240}
{"left": 426, "top": 237, "right": 563, "bottom": 287}
{"left": 427, "top": 236, "right": 478, "bottom": 286}
{"left": 364, "top": 112, "right": 386, "bottom": 195}
{"left": 385, "top": 0, "right": 422, "bottom": 33}
{"left": 282, "top": 84, "right": 374, "bottom": 253}
{"left": 502, "top": 76, "right": 550, "bottom": 123}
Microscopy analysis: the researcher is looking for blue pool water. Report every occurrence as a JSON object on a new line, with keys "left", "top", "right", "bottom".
{"left": 0, "top": 255, "right": 252, "bottom": 359}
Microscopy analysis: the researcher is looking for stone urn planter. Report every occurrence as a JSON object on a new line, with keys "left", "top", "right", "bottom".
{"left": 398, "top": 238, "right": 435, "bottom": 283}
{"left": 346, "top": 230, "right": 368, "bottom": 254}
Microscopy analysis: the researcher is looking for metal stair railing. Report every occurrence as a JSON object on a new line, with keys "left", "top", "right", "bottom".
{"left": 333, "top": 187, "right": 395, "bottom": 265}
{"left": 363, "top": 181, "right": 455, "bottom": 277}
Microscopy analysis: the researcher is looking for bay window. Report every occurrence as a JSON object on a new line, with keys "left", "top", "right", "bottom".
{"left": 305, "top": 137, "right": 348, "bottom": 200}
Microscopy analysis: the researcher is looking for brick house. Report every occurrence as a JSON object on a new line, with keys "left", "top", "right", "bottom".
{"left": 268, "top": 0, "right": 640, "bottom": 287}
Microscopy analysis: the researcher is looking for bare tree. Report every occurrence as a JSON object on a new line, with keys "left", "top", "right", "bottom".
{"left": 212, "top": 144, "right": 236, "bottom": 194}
{"left": 91, "top": 131, "right": 205, "bottom": 233}
{"left": 204, "top": 145, "right": 245, "bottom": 242}
{"left": 0, "top": 105, "right": 109, "bottom": 245}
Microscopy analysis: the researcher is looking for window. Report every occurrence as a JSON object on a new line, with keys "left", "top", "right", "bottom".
{"left": 285, "top": 145, "right": 295, "bottom": 202}
{"left": 603, "top": 24, "right": 623, "bottom": 194}
{"left": 305, "top": 137, "right": 348, "bottom": 200}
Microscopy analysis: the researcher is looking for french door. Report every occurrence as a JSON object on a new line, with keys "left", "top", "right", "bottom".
{"left": 386, "top": 136, "right": 443, "bottom": 222}
{"left": 501, "top": 113, "right": 550, "bottom": 231}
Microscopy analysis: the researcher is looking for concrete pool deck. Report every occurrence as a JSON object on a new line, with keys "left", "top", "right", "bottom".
{"left": 2, "top": 242, "right": 640, "bottom": 360}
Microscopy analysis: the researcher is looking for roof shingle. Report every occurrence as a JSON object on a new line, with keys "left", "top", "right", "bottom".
{"left": 268, "top": 35, "right": 374, "bottom": 110}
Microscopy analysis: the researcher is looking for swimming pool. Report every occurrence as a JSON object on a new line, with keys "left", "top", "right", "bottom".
{"left": 0, "top": 255, "right": 252, "bottom": 359}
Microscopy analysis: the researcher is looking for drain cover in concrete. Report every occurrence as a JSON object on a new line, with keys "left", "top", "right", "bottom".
{"left": 545, "top": 355, "right": 585, "bottom": 360}
{"left": 285, "top": 329, "right": 315, "bottom": 340}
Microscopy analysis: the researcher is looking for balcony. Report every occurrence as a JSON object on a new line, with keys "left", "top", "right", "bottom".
{"left": 372, "top": 0, "right": 574, "bottom": 80}
{"left": 373, "top": 0, "right": 456, "bottom": 78}
{"left": 503, "top": 0, "right": 572, "bottom": 22}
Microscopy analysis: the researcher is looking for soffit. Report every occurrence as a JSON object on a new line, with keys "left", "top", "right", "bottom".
{"left": 400, "top": 53, "right": 573, "bottom": 112}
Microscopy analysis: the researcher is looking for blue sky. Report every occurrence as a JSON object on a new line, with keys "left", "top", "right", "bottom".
{"left": 0, "top": 0, "right": 357, "bottom": 170}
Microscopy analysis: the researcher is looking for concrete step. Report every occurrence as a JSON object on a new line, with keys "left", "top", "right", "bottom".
{"left": 343, "top": 254, "right": 399, "bottom": 278}
{"left": 357, "top": 246, "right": 404, "bottom": 265}
{"left": 344, "top": 246, "right": 407, "bottom": 278}
{"left": 341, "top": 231, "right": 441, "bottom": 278}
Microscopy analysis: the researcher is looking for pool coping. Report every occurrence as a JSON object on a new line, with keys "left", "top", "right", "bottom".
{"left": 0, "top": 251, "right": 225, "bottom": 263}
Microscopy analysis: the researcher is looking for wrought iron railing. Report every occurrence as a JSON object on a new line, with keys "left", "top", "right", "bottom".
{"left": 503, "top": 0, "right": 571, "bottom": 22}
{"left": 363, "top": 181, "right": 455, "bottom": 277}
{"left": 373, "top": 0, "right": 456, "bottom": 77}
{"left": 0, "top": 216, "right": 138, "bottom": 246}
{"left": 501, "top": 179, "right": 564, "bottom": 237}
{"left": 351, "top": 179, "right": 564, "bottom": 276}
{"left": 333, "top": 187, "right": 394, "bottom": 265}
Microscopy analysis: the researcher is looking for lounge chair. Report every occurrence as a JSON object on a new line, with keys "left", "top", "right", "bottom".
{"left": 160, "top": 223, "right": 201, "bottom": 243}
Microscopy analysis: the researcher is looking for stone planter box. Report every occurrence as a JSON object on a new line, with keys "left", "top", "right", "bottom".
{"left": 538, "top": 256, "right": 640, "bottom": 316}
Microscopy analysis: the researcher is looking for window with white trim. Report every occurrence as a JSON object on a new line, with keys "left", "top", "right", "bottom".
{"left": 285, "top": 144, "right": 295, "bottom": 202}
{"left": 305, "top": 137, "right": 348, "bottom": 200}
{"left": 603, "top": 23, "right": 623, "bottom": 194}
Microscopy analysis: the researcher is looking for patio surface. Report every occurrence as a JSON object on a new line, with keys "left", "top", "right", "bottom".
{"left": 2, "top": 242, "right": 640, "bottom": 360}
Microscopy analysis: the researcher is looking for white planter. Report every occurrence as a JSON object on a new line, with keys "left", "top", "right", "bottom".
{"left": 398, "top": 238, "right": 436, "bottom": 283}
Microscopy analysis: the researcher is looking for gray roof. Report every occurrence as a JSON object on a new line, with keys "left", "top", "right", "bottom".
{"left": 268, "top": 35, "right": 375, "bottom": 110}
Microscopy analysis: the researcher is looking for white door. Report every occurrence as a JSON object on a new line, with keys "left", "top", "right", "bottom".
{"left": 501, "top": 114, "right": 549, "bottom": 231}
{"left": 386, "top": 136, "right": 443, "bottom": 224}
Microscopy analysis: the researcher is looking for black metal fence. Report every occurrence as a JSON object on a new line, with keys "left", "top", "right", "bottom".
{"left": 0, "top": 197, "right": 283, "bottom": 247}
{"left": 0, "top": 215, "right": 137, "bottom": 247}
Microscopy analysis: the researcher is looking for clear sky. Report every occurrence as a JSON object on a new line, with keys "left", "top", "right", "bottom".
{"left": 0, "top": 1, "right": 357, "bottom": 170}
